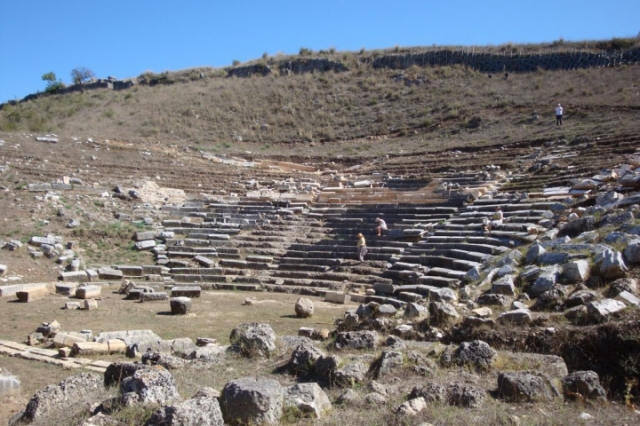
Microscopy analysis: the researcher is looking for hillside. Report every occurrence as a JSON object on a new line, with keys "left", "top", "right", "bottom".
{"left": 1, "top": 39, "right": 640, "bottom": 425}
{"left": 1, "top": 40, "right": 639, "bottom": 160}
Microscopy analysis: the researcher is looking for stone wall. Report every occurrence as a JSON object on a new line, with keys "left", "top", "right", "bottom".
{"left": 372, "top": 47, "right": 640, "bottom": 73}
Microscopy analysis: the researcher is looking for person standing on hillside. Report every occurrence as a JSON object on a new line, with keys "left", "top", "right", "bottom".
{"left": 485, "top": 205, "right": 503, "bottom": 236}
{"left": 555, "top": 103, "right": 564, "bottom": 126}
{"left": 356, "top": 233, "right": 367, "bottom": 262}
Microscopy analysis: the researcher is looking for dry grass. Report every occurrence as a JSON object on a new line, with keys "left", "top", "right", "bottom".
{"left": 1, "top": 53, "right": 638, "bottom": 160}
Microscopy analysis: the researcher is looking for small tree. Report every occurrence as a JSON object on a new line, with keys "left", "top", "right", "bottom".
{"left": 41, "top": 72, "right": 65, "bottom": 93}
{"left": 71, "top": 67, "right": 95, "bottom": 92}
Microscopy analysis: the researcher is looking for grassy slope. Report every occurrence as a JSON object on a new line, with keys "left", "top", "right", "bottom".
{"left": 1, "top": 45, "right": 639, "bottom": 160}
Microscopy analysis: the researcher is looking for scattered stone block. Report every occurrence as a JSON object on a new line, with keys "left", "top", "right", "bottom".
{"left": 325, "top": 291, "right": 350, "bottom": 304}
{"left": 135, "top": 240, "right": 157, "bottom": 250}
{"left": 55, "top": 283, "right": 79, "bottom": 295}
{"left": 140, "top": 292, "right": 168, "bottom": 302}
{"left": 53, "top": 331, "right": 89, "bottom": 348}
{"left": 74, "top": 340, "right": 126, "bottom": 356}
{"left": 16, "top": 287, "right": 49, "bottom": 302}
{"left": 84, "top": 299, "right": 98, "bottom": 310}
{"left": 170, "top": 297, "right": 192, "bottom": 315}
{"left": 76, "top": 285, "right": 101, "bottom": 299}
{"left": 64, "top": 302, "right": 81, "bottom": 310}
{"left": 98, "top": 268, "right": 124, "bottom": 280}
{"left": 171, "top": 285, "right": 201, "bottom": 298}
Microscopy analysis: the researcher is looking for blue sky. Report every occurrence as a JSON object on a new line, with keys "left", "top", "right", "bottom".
{"left": 1, "top": 0, "right": 638, "bottom": 103}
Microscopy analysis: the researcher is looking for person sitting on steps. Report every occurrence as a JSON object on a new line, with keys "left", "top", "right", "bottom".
{"left": 485, "top": 206, "right": 503, "bottom": 236}
{"left": 375, "top": 217, "right": 387, "bottom": 236}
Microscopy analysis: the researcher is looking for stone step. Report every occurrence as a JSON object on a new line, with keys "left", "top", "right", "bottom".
{"left": 279, "top": 258, "right": 341, "bottom": 267}
{"left": 263, "top": 284, "right": 329, "bottom": 297}
{"left": 413, "top": 242, "right": 505, "bottom": 255}
{"left": 398, "top": 255, "right": 480, "bottom": 271}
{"left": 424, "top": 267, "right": 467, "bottom": 280}
{"left": 415, "top": 276, "right": 461, "bottom": 288}
{"left": 403, "top": 248, "right": 491, "bottom": 263}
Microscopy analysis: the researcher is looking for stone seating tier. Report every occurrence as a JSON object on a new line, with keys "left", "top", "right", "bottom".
{"left": 413, "top": 242, "right": 509, "bottom": 255}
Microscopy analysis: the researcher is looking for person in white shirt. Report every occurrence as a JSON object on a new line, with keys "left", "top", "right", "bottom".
{"left": 555, "top": 104, "right": 563, "bottom": 126}
{"left": 375, "top": 217, "right": 387, "bottom": 236}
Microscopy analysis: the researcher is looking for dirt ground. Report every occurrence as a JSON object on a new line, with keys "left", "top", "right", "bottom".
{"left": 0, "top": 289, "right": 354, "bottom": 423}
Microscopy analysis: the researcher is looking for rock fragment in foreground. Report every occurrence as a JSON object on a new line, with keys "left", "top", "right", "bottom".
{"left": 222, "top": 376, "right": 283, "bottom": 425}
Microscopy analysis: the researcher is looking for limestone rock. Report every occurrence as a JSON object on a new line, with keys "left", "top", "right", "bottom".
{"left": 447, "top": 382, "right": 485, "bottom": 408}
{"left": 364, "top": 392, "right": 387, "bottom": 405}
{"left": 561, "top": 260, "right": 590, "bottom": 284}
{"left": 452, "top": 340, "right": 497, "bottom": 371}
{"left": 595, "top": 248, "right": 628, "bottom": 279}
{"left": 104, "top": 362, "right": 148, "bottom": 387}
{"left": 623, "top": 242, "right": 640, "bottom": 265}
{"left": 222, "top": 377, "right": 283, "bottom": 425}
{"left": 525, "top": 244, "right": 546, "bottom": 264}
{"left": 491, "top": 275, "right": 516, "bottom": 296}
{"left": 229, "top": 323, "right": 277, "bottom": 358}
{"left": 372, "top": 351, "right": 404, "bottom": 378}
{"left": 294, "top": 297, "right": 314, "bottom": 318}
{"left": 497, "top": 372, "right": 554, "bottom": 402}
{"left": 17, "top": 373, "right": 103, "bottom": 422}
{"left": 121, "top": 366, "right": 180, "bottom": 406}
{"left": 289, "top": 342, "right": 324, "bottom": 374}
{"left": 530, "top": 266, "right": 559, "bottom": 296}
{"left": 336, "top": 389, "right": 360, "bottom": 405}
{"left": 562, "top": 371, "right": 606, "bottom": 400}
{"left": 409, "top": 383, "right": 447, "bottom": 403}
{"left": 429, "top": 300, "right": 460, "bottom": 325}
{"left": 146, "top": 394, "right": 224, "bottom": 425}
{"left": 334, "top": 362, "right": 367, "bottom": 387}
{"left": 169, "top": 297, "right": 191, "bottom": 315}
{"left": 141, "top": 352, "right": 186, "bottom": 370}
{"left": 315, "top": 355, "right": 340, "bottom": 383}
{"left": 497, "top": 309, "right": 533, "bottom": 325}
{"left": 334, "top": 330, "right": 378, "bottom": 350}
{"left": 283, "top": 383, "right": 332, "bottom": 418}
{"left": 586, "top": 299, "right": 626, "bottom": 322}
{"left": 395, "top": 396, "right": 427, "bottom": 416}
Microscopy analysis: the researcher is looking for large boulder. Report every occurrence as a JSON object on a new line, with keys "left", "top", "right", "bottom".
{"left": 562, "top": 371, "right": 607, "bottom": 400}
{"left": 497, "top": 372, "right": 554, "bottom": 402}
{"left": 283, "top": 383, "right": 332, "bottom": 418}
{"left": 121, "top": 366, "right": 180, "bottom": 406}
{"left": 294, "top": 297, "right": 314, "bottom": 318}
{"left": 491, "top": 275, "right": 516, "bottom": 296}
{"left": 429, "top": 300, "right": 460, "bottom": 325}
{"left": 146, "top": 392, "right": 224, "bottom": 426}
{"left": 525, "top": 244, "right": 546, "bottom": 264}
{"left": 221, "top": 377, "right": 283, "bottom": 425}
{"left": 229, "top": 323, "right": 277, "bottom": 358}
{"left": 497, "top": 309, "right": 533, "bottom": 325}
{"left": 16, "top": 373, "right": 103, "bottom": 423}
